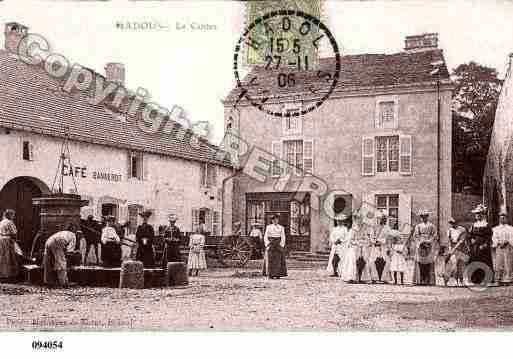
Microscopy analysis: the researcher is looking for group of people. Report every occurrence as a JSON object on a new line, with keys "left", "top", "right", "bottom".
{"left": 0, "top": 207, "right": 209, "bottom": 287}
{"left": 327, "top": 204, "right": 513, "bottom": 287}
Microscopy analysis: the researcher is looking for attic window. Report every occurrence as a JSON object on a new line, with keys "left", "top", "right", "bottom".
{"left": 22, "top": 141, "right": 34, "bottom": 161}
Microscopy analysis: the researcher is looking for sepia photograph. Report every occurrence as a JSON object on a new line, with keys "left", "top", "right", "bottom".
{"left": 1, "top": 0, "right": 513, "bottom": 356}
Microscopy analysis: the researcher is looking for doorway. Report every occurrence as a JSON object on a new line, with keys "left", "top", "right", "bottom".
{"left": 0, "top": 176, "right": 50, "bottom": 252}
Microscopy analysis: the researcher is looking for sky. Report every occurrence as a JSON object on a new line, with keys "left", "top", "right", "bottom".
{"left": 1, "top": 0, "right": 512, "bottom": 144}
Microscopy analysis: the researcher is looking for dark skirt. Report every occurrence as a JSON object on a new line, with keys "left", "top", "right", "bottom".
{"left": 137, "top": 244, "right": 156, "bottom": 268}
{"left": 262, "top": 238, "right": 287, "bottom": 278}
{"left": 102, "top": 242, "right": 122, "bottom": 267}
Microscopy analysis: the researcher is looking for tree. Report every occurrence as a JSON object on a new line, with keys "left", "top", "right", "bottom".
{"left": 452, "top": 62, "right": 503, "bottom": 193}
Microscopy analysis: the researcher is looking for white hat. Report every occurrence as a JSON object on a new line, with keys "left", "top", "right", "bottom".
{"left": 471, "top": 204, "right": 487, "bottom": 214}
{"left": 499, "top": 210, "right": 508, "bottom": 216}
{"left": 418, "top": 209, "right": 431, "bottom": 216}
{"left": 168, "top": 214, "right": 178, "bottom": 221}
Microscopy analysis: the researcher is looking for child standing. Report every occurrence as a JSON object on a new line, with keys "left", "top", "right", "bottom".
{"left": 390, "top": 234, "right": 406, "bottom": 285}
{"left": 188, "top": 227, "right": 207, "bottom": 276}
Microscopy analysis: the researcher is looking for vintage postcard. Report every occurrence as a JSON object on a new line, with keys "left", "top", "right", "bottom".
{"left": 1, "top": 0, "right": 513, "bottom": 355}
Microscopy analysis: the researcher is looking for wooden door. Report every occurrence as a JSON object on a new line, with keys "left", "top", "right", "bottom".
{"left": 0, "top": 178, "right": 42, "bottom": 252}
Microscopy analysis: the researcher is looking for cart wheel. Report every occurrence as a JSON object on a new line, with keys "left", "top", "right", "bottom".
{"left": 217, "top": 236, "right": 253, "bottom": 268}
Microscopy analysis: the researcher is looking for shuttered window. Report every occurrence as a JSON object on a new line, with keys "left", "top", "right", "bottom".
{"left": 362, "top": 137, "right": 374, "bottom": 176}
{"left": 128, "top": 151, "right": 144, "bottom": 180}
{"left": 200, "top": 163, "right": 217, "bottom": 187}
{"left": 282, "top": 106, "right": 302, "bottom": 135}
{"left": 303, "top": 140, "right": 314, "bottom": 174}
{"left": 376, "top": 136, "right": 399, "bottom": 173}
{"left": 399, "top": 135, "right": 413, "bottom": 175}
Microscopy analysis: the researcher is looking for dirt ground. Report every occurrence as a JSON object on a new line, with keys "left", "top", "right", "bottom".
{"left": 2, "top": 264, "right": 513, "bottom": 331}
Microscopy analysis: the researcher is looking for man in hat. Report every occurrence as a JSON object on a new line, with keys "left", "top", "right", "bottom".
{"left": 101, "top": 215, "right": 122, "bottom": 267}
{"left": 446, "top": 217, "right": 468, "bottom": 286}
{"left": 410, "top": 209, "right": 438, "bottom": 285}
{"left": 161, "top": 214, "right": 183, "bottom": 268}
{"left": 326, "top": 214, "right": 348, "bottom": 277}
{"left": 135, "top": 210, "right": 156, "bottom": 267}
{"left": 492, "top": 210, "right": 513, "bottom": 285}
{"left": 468, "top": 204, "right": 493, "bottom": 285}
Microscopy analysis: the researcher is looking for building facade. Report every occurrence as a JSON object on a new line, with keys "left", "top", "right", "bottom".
{"left": 0, "top": 22, "right": 233, "bottom": 252}
{"left": 483, "top": 55, "right": 513, "bottom": 226}
{"left": 223, "top": 34, "right": 453, "bottom": 252}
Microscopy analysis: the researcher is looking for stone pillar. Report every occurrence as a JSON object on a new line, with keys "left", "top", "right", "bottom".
{"left": 166, "top": 262, "right": 188, "bottom": 286}
{"left": 119, "top": 260, "right": 144, "bottom": 289}
{"left": 31, "top": 193, "right": 88, "bottom": 263}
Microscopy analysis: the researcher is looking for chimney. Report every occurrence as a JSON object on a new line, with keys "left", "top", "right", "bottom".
{"left": 105, "top": 62, "right": 125, "bottom": 85}
{"left": 4, "top": 22, "right": 29, "bottom": 54}
{"left": 404, "top": 33, "right": 438, "bottom": 53}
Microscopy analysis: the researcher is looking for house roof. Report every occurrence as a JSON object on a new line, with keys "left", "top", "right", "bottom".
{"left": 224, "top": 49, "right": 451, "bottom": 103}
{"left": 0, "top": 50, "right": 231, "bottom": 168}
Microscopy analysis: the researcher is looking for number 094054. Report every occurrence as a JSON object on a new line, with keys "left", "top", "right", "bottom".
{"left": 31, "top": 341, "right": 63, "bottom": 350}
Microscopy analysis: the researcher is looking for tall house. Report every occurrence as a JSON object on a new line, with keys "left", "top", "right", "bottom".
{"left": 223, "top": 33, "right": 453, "bottom": 253}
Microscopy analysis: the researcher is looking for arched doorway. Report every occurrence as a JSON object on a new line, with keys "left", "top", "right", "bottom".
{"left": 0, "top": 176, "right": 50, "bottom": 252}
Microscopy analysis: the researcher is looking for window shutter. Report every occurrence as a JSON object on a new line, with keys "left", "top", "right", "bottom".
{"left": 361, "top": 137, "right": 375, "bottom": 176}
{"left": 303, "top": 140, "right": 314, "bottom": 174}
{"left": 192, "top": 209, "right": 199, "bottom": 231}
{"left": 271, "top": 141, "right": 281, "bottom": 177}
{"left": 205, "top": 210, "right": 212, "bottom": 234}
{"left": 141, "top": 153, "right": 148, "bottom": 180}
{"left": 200, "top": 163, "right": 206, "bottom": 187}
{"left": 213, "top": 211, "right": 220, "bottom": 235}
{"left": 127, "top": 151, "right": 132, "bottom": 179}
{"left": 28, "top": 143, "right": 34, "bottom": 160}
{"left": 399, "top": 135, "right": 412, "bottom": 175}
{"left": 398, "top": 193, "right": 412, "bottom": 234}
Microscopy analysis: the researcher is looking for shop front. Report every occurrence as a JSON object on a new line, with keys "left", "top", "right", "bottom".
{"left": 245, "top": 192, "right": 310, "bottom": 252}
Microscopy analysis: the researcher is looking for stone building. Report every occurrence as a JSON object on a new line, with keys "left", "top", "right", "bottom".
{"left": 483, "top": 55, "right": 513, "bottom": 226}
{"left": 223, "top": 33, "right": 454, "bottom": 252}
{"left": 0, "top": 22, "right": 233, "bottom": 252}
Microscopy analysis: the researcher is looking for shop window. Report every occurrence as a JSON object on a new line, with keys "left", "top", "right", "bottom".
{"left": 101, "top": 203, "right": 118, "bottom": 219}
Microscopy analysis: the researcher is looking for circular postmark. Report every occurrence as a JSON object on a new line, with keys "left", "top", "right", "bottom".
{"left": 233, "top": 9, "right": 341, "bottom": 117}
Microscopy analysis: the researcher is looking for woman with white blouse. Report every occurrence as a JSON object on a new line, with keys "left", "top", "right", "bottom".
{"left": 262, "top": 215, "right": 287, "bottom": 279}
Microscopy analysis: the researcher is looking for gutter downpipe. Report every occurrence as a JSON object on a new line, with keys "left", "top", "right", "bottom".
{"left": 436, "top": 80, "right": 441, "bottom": 235}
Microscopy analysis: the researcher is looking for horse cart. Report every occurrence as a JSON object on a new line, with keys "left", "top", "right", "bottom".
{"left": 154, "top": 233, "right": 261, "bottom": 268}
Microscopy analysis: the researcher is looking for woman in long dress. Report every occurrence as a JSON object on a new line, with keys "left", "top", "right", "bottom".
{"left": 188, "top": 227, "right": 207, "bottom": 276}
{"left": 135, "top": 210, "right": 156, "bottom": 268}
{"left": 263, "top": 214, "right": 287, "bottom": 279}
{"left": 326, "top": 215, "right": 348, "bottom": 277}
{"left": 0, "top": 209, "right": 19, "bottom": 282}
{"left": 468, "top": 204, "right": 493, "bottom": 285}
{"left": 411, "top": 210, "right": 438, "bottom": 286}
{"left": 340, "top": 213, "right": 371, "bottom": 283}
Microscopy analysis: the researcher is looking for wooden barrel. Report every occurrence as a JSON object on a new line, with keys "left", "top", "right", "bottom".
{"left": 166, "top": 262, "right": 188, "bottom": 286}
{"left": 119, "top": 260, "right": 144, "bottom": 289}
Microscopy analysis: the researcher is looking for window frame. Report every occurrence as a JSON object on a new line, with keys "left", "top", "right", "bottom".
{"left": 375, "top": 95, "right": 399, "bottom": 129}
{"left": 375, "top": 194, "right": 400, "bottom": 230}
{"left": 375, "top": 135, "right": 400, "bottom": 174}
{"left": 282, "top": 103, "right": 303, "bottom": 136}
